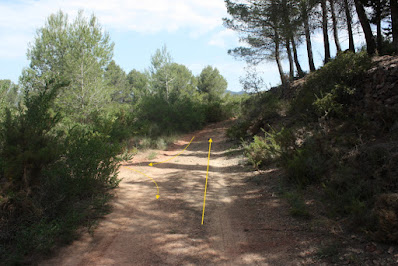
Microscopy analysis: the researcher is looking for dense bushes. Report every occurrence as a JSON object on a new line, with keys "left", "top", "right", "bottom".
{"left": 0, "top": 77, "right": 121, "bottom": 264}
{"left": 235, "top": 52, "right": 398, "bottom": 241}
{"left": 290, "top": 51, "right": 372, "bottom": 119}
{"left": 243, "top": 127, "right": 326, "bottom": 186}
{"left": 136, "top": 95, "right": 205, "bottom": 136}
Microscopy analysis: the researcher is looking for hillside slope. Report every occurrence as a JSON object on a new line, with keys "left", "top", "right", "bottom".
{"left": 228, "top": 53, "right": 398, "bottom": 263}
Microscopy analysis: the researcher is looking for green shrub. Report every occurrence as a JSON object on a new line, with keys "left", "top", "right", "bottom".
{"left": 153, "top": 138, "right": 167, "bottom": 150}
{"left": 290, "top": 51, "right": 372, "bottom": 119}
{"left": 241, "top": 92, "right": 281, "bottom": 122}
{"left": 137, "top": 94, "right": 205, "bottom": 136}
{"left": 0, "top": 77, "right": 121, "bottom": 264}
{"left": 282, "top": 146, "right": 326, "bottom": 186}
{"left": 204, "top": 101, "right": 229, "bottom": 123}
{"left": 283, "top": 191, "right": 311, "bottom": 218}
{"left": 313, "top": 84, "right": 357, "bottom": 119}
{"left": 222, "top": 93, "right": 248, "bottom": 118}
{"left": 227, "top": 119, "right": 251, "bottom": 140}
{"left": 243, "top": 128, "right": 282, "bottom": 169}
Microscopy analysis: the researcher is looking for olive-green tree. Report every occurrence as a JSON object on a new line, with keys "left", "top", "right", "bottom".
{"left": 127, "top": 69, "right": 149, "bottom": 104}
{"left": 197, "top": 66, "right": 227, "bottom": 103}
{"left": 23, "top": 10, "right": 114, "bottom": 123}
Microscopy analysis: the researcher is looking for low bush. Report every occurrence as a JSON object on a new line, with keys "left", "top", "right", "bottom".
{"left": 283, "top": 191, "right": 311, "bottom": 219}
{"left": 243, "top": 127, "right": 294, "bottom": 169}
{"left": 290, "top": 51, "right": 372, "bottom": 119}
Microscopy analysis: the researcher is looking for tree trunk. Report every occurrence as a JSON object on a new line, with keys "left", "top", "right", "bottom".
{"left": 344, "top": 0, "right": 355, "bottom": 52}
{"left": 375, "top": 0, "right": 383, "bottom": 52}
{"left": 286, "top": 37, "right": 294, "bottom": 80}
{"left": 354, "top": 0, "right": 376, "bottom": 54}
{"left": 275, "top": 30, "right": 286, "bottom": 87}
{"left": 330, "top": 0, "right": 342, "bottom": 52}
{"left": 291, "top": 36, "right": 305, "bottom": 77}
{"left": 391, "top": 0, "right": 398, "bottom": 52}
{"left": 303, "top": 7, "right": 316, "bottom": 71}
{"left": 321, "top": 0, "right": 331, "bottom": 63}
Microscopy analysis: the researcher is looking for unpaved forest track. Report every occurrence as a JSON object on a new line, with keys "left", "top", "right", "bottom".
{"left": 42, "top": 120, "right": 326, "bottom": 265}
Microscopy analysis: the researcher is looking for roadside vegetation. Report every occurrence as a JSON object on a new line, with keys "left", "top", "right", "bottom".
{"left": 0, "top": 10, "right": 245, "bottom": 264}
{"left": 230, "top": 51, "right": 398, "bottom": 246}
{"left": 224, "top": 1, "right": 398, "bottom": 254}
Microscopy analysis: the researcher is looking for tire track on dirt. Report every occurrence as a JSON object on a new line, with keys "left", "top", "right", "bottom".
{"left": 41, "top": 120, "right": 325, "bottom": 265}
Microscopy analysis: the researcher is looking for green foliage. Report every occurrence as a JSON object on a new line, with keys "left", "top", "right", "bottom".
{"left": 290, "top": 51, "right": 372, "bottom": 119}
{"left": 0, "top": 77, "right": 67, "bottom": 190}
{"left": 243, "top": 124, "right": 326, "bottom": 185}
{"left": 0, "top": 76, "right": 121, "bottom": 264}
{"left": 223, "top": 92, "right": 248, "bottom": 117}
{"left": 127, "top": 69, "right": 149, "bottom": 104}
{"left": 244, "top": 92, "right": 282, "bottom": 122}
{"left": 323, "top": 143, "right": 397, "bottom": 228}
{"left": 197, "top": 66, "right": 228, "bottom": 103}
{"left": 283, "top": 191, "right": 311, "bottom": 218}
{"left": 243, "top": 128, "right": 282, "bottom": 169}
{"left": 23, "top": 10, "right": 114, "bottom": 123}
{"left": 147, "top": 151, "right": 157, "bottom": 160}
{"left": 282, "top": 143, "right": 327, "bottom": 186}
{"left": 313, "top": 84, "right": 356, "bottom": 119}
{"left": 137, "top": 94, "right": 205, "bottom": 137}
{"left": 203, "top": 101, "right": 228, "bottom": 123}
{"left": 0, "top": 80, "right": 19, "bottom": 122}
{"left": 227, "top": 92, "right": 283, "bottom": 140}
{"left": 105, "top": 60, "right": 130, "bottom": 103}
{"left": 227, "top": 119, "right": 251, "bottom": 140}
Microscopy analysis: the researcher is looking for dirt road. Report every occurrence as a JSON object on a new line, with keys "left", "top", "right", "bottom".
{"left": 42, "top": 121, "right": 325, "bottom": 265}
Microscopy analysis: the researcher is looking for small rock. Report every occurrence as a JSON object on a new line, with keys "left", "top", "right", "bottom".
{"left": 388, "top": 246, "right": 394, "bottom": 254}
{"left": 365, "top": 243, "right": 377, "bottom": 253}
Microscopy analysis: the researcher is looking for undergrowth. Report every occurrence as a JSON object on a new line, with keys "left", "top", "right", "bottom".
{"left": 0, "top": 77, "right": 121, "bottom": 264}
{"left": 231, "top": 51, "right": 398, "bottom": 243}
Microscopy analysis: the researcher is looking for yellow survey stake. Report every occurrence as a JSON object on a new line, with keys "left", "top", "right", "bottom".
{"left": 201, "top": 138, "right": 212, "bottom": 225}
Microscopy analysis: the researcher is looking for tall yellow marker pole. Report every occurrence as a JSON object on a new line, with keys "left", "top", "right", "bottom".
{"left": 201, "top": 138, "right": 213, "bottom": 225}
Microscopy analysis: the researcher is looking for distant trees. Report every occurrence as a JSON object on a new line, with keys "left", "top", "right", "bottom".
{"left": 224, "top": 0, "right": 398, "bottom": 85}
{"left": 137, "top": 46, "right": 229, "bottom": 134}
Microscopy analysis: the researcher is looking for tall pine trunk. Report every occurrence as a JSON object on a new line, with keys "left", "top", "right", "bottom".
{"left": 291, "top": 36, "right": 305, "bottom": 78}
{"left": 286, "top": 37, "right": 294, "bottom": 80}
{"left": 321, "top": 0, "right": 331, "bottom": 63}
{"left": 344, "top": 0, "right": 355, "bottom": 52}
{"left": 391, "top": 0, "right": 398, "bottom": 52}
{"left": 303, "top": 6, "right": 316, "bottom": 71}
{"left": 354, "top": 0, "right": 376, "bottom": 54}
{"left": 330, "top": 0, "right": 342, "bottom": 52}
{"left": 275, "top": 29, "right": 287, "bottom": 87}
{"left": 375, "top": 0, "right": 383, "bottom": 52}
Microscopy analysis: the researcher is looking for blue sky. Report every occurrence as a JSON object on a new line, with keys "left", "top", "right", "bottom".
{"left": 0, "top": 0, "right": 366, "bottom": 92}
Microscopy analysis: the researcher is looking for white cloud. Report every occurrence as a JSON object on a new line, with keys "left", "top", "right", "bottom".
{"left": 208, "top": 29, "right": 238, "bottom": 48}
{"left": 0, "top": 0, "right": 228, "bottom": 59}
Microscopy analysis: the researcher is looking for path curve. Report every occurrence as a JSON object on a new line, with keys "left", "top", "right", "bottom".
{"left": 42, "top": 120, "right": 324, "bottom": 265}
